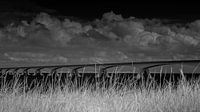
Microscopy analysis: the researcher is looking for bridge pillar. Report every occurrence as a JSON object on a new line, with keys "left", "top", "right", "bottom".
{"left": 71, "top": 66, "right": 85, "bottom": 77}
{"left": 139, "top": 68, "right": 150, "bottom": 86}
{"left": 99, "top": 68, "right": 107, "bottom": 76}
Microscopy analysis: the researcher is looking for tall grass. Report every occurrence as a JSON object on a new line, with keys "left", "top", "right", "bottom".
{"left": 0, "top": 70, "right": 200, "bottom": 112}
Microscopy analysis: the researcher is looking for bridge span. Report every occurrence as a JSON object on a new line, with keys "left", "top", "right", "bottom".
{"left": 0, "top": 59, "right": 200, "bottom": 92}
{"left": 1, "top": 59, "right": 200, "bottom": 75}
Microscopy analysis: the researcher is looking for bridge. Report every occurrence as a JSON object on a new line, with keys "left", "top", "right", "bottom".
{"left": 1, "top": 59, "right": 200, "bottom": 75}
{"left": 0, "top": 59, "right": 200, "bottom": 92}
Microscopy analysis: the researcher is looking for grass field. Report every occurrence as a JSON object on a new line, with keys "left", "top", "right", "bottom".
{"left": 0, "top": 71, "right": 200, "bottom": 112}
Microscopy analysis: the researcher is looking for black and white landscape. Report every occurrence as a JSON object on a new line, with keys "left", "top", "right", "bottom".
{"left": 1, "top": 1, "right": 200, "bottom": 112}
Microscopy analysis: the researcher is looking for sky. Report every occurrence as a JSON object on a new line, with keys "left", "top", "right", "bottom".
{"left": 0, "top": 0, "right": 200, "bottom": 72}
{"left": 30, "top": 1, "right": 200, "bottom": 22}
{"left": 1, "top": 0, "right": 200, "bottom": 21}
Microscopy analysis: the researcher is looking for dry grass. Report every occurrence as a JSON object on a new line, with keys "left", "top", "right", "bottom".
{"left": 0, "top": 73, "right": 200, "bottom": 112}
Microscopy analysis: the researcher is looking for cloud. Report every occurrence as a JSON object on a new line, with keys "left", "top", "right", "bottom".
{"left": 175, "top": 33, "right": 199, "bottom": 46}
{"left": 102, "top": 11, "right": 124, "bottom": 22}
{"left": 96, "top": 12, "right": 200, "bottom": 50}
{"left": 0, "top": 12, "right": 93, "bottom": 47}
{"left": 0, "top": 12, "right": 200, "bottom": 62}
{"left": 4, "top": 52, "right": 68, "bottom": 63}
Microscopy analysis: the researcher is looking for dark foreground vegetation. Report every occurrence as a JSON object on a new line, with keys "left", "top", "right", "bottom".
{"left": 1, "top": 72, "right": 200, "bottom": 93}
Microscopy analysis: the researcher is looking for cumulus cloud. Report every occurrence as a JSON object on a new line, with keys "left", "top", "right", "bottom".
{"left": 102, "top": 11, "right": 124, "bottom": 22}
{"left": 175, "top": 33, "right": 199, "bottom": 46}
{"left": 0, "top": 12, "right": 93, "bottom": 47}
{"left": 189, "top": 20, "right": 200, "bottom": 33}
{"left": 95, "top": 12, "right": 200, "bottom": 50}
{"left": 34, "top": 13, "right": 75, "bottom": 46}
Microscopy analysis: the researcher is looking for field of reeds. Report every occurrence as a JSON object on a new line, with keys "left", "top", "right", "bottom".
{"left": 0, "top": 67, "right": 200, "bottom": 112}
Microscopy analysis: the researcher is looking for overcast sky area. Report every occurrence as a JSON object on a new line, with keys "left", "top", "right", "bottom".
{"left": 0, "top": 0, "right": 200, "bottom": 68}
